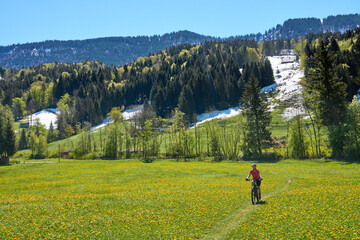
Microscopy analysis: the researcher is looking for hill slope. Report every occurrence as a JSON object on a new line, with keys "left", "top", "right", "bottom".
{"left": 233, "top": 14, "right": 360, "bottom": 41}
{"left": 1, "top": 14, "right": 359, "bottom": 69}
{"left": 0, "top": 31, "right": 217, "bottom": 69}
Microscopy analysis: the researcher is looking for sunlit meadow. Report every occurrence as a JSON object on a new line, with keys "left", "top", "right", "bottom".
{"left": 0, "top": 159, "right": 359, "bottom": 239}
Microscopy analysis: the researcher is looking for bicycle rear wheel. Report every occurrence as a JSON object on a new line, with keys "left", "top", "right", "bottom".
{"left": 251, "top": 188, "right": 256, "bottom": 205}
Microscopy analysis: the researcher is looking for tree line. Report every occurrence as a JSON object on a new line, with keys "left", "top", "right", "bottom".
{"left": 2, "top": 29, "right": 360, "bottom": 161}
{"left": 0, "top": 39, "right": 274, "bottom": 143}
{"left": 289, "top": 27, "right": 360, "bottom": 159}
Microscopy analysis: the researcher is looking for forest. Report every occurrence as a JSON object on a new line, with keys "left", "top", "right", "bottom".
{"left": 1, "top": 14, "right": 359, "bottom": 69}
{"left": 0, "top": 31, "right": 217, "bottom": 69}
{"left": 1, "top": 28, "right": 360, "bottom": 161}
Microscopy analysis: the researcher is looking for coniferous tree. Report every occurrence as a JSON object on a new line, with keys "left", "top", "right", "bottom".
{"left": 5, "top": 118, "right": 16, "bottom": 157}
{"left": 0, "top": 106, "right": 16, "bottom": 160}
{"left": 306, "top": 40, "right": 348, "bottom": 157}
{"left": 178, "top": 84, "right": 195, "bottom": 121}
{"left": 0, "top": 114, "right": 5, "bottom": 156}
{"left": 47, "top": 121, "right": 56, "bottom": 143}
{"left": 344, "top": 96, "right": 360, "bottom": 159}
{"left": 19, "top": 129, "right": 28, "bottom": 150}
{"left": 241, "top": 74, "right": 272, "bottom": 158}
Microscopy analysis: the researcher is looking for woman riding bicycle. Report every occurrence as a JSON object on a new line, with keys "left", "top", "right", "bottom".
{"left": 246, "top": 163, "right": 262, "bottom": 199}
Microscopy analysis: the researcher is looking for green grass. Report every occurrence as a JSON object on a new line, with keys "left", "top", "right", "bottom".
{"left": 269, "top": 109, "right": 288, "bottom": 138}
{"left": 0, "top": 159, "right": 359, "bottom": 239}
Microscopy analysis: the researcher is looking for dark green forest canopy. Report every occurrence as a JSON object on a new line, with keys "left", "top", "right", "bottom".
{"left": 0, "top": 31, "right": 218, "bottom": 69}
{"left": 1, "top": 27, "right": 360, "bottom": 132}
{"left": 0, "top": 39, "right": 274, "bottom": 126}
{"left": 303, "top": 28, "right": 360, "bottom": 101}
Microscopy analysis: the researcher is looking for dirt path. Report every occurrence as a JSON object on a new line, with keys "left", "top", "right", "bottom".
{"left": 200, "top": 179, "right": 293, "bottom": 240}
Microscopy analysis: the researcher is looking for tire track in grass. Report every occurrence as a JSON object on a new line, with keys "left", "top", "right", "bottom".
{"left": 200, "top": 179, "right": 293, "bottom": 240}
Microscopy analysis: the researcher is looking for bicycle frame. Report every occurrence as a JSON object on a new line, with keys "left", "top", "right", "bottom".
{"left": 250, "top": 179, "right": 260, "bottom": 204}
{"left": 251, "top": 179, "right": 259, "bottom": 189}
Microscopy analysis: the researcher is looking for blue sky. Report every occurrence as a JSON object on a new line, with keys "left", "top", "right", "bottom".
{"left": 1, "top": 0, "right": 359, "bottom": 46}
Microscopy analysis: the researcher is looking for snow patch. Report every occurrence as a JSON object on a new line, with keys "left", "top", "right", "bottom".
{"left": 90, "top": 105, "right": 144, "bottom": 131}
{"left": 193, "top": 107, "right": 242, "bottom": 127}
{"left": 90, "top": 117, "right": 112, "bottom": 131}
{"left": 27, "top": 109, "right": 59, "bottom": 129}
{"left": 267, "top": 55, "right": 305, "bottom": 119}
{"left": 123, "top": 105, "right": 143, "bottom": 120}
{"left": 261, "top": 83, "right": 277, "bottom": 93}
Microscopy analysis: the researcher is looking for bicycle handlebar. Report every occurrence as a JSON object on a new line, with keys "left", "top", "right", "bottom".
{"left": 245, "top": 178, "right": 263, "bottom": 181}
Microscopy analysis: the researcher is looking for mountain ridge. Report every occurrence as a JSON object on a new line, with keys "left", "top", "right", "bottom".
{"left": 1, "top": 14, "right": 359, "bottom": 69}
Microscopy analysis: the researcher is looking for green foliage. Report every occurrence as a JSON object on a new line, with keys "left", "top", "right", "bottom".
{"left": 288, "top": 115, "right": 309, "bottom": 158}
{"left": 18, "top": 129, "right": 28, "bottom": 150}
{"left": 241, "top": 75, "right": 272, "bottom": 158}
{"left": 104, "top": 123, "right": 122, "bottom": 159}
{"left": 107, "top": 107, "right": 123, "bottom": 123}
{"left": 11, "top": 97, "right": 26, "bottom": 120}
{"left": 141, "top": 120, "right": 153, "bottom": 162}
{"left": 46, "top": 121, "right": 58, "bottom": 143}
{"left": 305, "top": 40, "right": 348, "bottom": 157}
{"left": 73, "top": 126, "right": 93, "bottom": 158}
{"left": 29, "top": 132, "right": 48, "bottom": 159}
{"left": 29, "top": 82, "right": 45, "bottom": 111}
{"left": 344, "top": 96, "right": 360, "bottom": 159}
{"left": 0, "top": 104, "right": 16, "bottom": 157}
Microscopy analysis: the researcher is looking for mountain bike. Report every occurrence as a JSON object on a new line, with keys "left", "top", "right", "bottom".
{"left": 246, "top": 178, "right": 262, "bottom": 205}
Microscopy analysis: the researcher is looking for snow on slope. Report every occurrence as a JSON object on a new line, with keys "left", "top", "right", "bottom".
{"left": 90, "top": 105, "right": 144, "bottom": 131}
{"left": 193, "top": 107, "right": 242, "bottom": 127}
{"left": 123, "top": 105, "right": 143, "bottom": 120}
{"left": 267, "top": 55, "right": 304, "bottom": 120}
{"left": 90, "top": 55, "right": 304, "bottom": 130}
{"left": 90, "top": 117, "right": 111, "bottom": 131}
{"left": 193, "top": 55, "right": 304, "bottom": 126}
{"left": 27, "top": 109, "right": 59, "bottom": 129}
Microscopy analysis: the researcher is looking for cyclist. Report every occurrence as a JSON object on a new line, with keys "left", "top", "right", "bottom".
{"left": 246, "top": 163, "right": 262, "bottom": 199}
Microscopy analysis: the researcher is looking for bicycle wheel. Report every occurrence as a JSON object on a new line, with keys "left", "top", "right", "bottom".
{"left": 255, "top": 188, "right": 259, "bottom": 203}
{"left": 251, "top": 188, "right": 256, "bottom": 205}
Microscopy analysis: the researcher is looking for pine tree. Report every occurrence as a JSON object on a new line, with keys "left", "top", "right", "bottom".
{"left": 306, "top": 40, "right": 348, "bottom": 157}
{"left": 19, "top": 129, "right": 28, "bottom": 150}
{"left": 47, "top": 121, "right": 56, "bottom": 143}
{"left": 178, "top": 84, "right": 195, "bottom": 121}
{"left": 0, "top": 115, "right": 5, "bottom": 156}
{"left": 0, "top": 107, "right": 16, "bottom": 159}
{"left": 241, "top": 74, "right": 272, "bottom": 158}
{"left": 344, "top": 96, "right": 360, "bottom": 159}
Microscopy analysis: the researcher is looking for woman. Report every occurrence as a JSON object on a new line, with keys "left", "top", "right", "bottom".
{"left": 246, "top": 163, "right": 262, "bottom": 199}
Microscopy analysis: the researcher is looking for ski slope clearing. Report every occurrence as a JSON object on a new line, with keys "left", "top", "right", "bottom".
{"left": 193, "top": 55, "right": 304, "bottom": 126}
{"left": 26, "top": 108, "right": 59, "bottom": 129}
{"left": 122, "top": 105, "right": 144, "bottom": 120}
{"left": 267, "top": 55, "right": 304, "bottom": 120}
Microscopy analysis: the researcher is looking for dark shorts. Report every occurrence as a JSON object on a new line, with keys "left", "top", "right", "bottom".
{"left": 254, "top": 179, "right": 261, "bottom": 187}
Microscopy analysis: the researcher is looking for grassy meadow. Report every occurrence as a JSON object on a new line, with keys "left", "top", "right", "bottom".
{"left": 0, "top": 159, "right": 359, "bottom": 239}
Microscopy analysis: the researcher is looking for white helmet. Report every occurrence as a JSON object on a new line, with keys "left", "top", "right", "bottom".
{"left": 252, "top": 163, "right": 257, "bottom": 167}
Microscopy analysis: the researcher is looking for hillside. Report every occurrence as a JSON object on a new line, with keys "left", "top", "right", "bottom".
{"left": 0, "top": 31, "right": 217, "bottom": 69}
{"left": 235, "top": 13, "right": 360, "bottom": 41}
{"left": 0, "top": 39, "right": 274, "bottom": 128}
{"left": 1, "top": 14, "right": 359, "bottom": 69}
